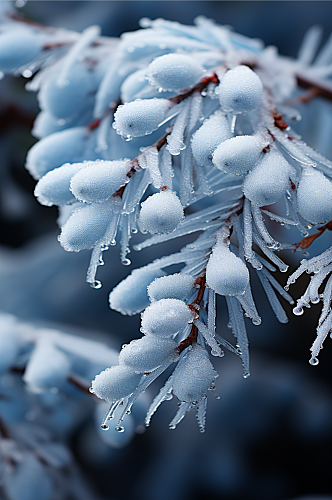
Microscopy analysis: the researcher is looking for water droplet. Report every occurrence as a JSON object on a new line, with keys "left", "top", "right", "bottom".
{"left": 110, "top": 239, "right": 116, "bottom": 246}
{"left": 243, "top": 372, "right": 250, "bottom": 379}
{"left": 101, "top": 424, "right": 109, "bottom": 431}
{"left": 201, "top": 90, "right": 207, "bottom": 96}
{"left": 99, "top": 257, "right": 104, "bottom": 266}
{"left": 22, "top": 69, "right": 32, "bottom": 78}
{"left": 89, "top": 280, "right": 102, "bottom": 289}
{"left": 311, "top": 297, "right": 320, "bottom": 304}
{"left": 309, "top": 357, "right": 319, "bottom": 366}
{"left": 301, "top": 231, "right": 309, "bottom": 238}
{"left": 115, "top": 425, "right": 125, "bottom": 433}
{"left": 302, "top": 251, "right": 310, "bottom": 257}
{"left": 89, "top": 387, "right": 94, "bottom": 393}
{"left": 125, "top": 135, "right": 132, "bottom": 141}
{"left": 252, "top": 318, "right": 262, "bottom": 326}
{"left": 101, "top": 244, "right": 109, "bottom": 251}
{"left": 169, "top": 424, "right": 176, "bottom": 430}
{"left": 293, "top": 306, "right": 304, "bottom": 316}
{"left": 131, "top": 228, "right": 138, "bottom": 234}
{"left": 284, "top": 285, "right": 289, "bottom": 291}
{"left": 121, "top": 258, "right": 131, "bottom": 266}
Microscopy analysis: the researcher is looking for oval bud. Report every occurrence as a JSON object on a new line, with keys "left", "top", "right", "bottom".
{"left": 148, "top": 273, "right": 195, "bottom": 302}
{"left": 139, "top": 190, "right": 184, "bottom": 234}
{"left": 141, "top": 298, "right": 194, "bottom": 337}
{"left": 206, "top": 248, "right": 249, "bottom": 296}
{"left": 118, "top": 336, "right": 178, "bottom": 373}
{"left": 243, "top": 148, "right": 292, "bottom": 206}
{"left": 215, "top": 65, "right": 263, "bottom": 114}
{"left": 297, "top": 167, "right": 332, "bottom": 224}
{"left": 35, "top": 162, "right": 84, "bottom": 206}
{"left": 212, "top": 134, "right": 264, "bottom": 175}
{"left": 90, "top": 365, "right": 142, "bottom": 402}
{"left": 172, "top": 344, "right": 218, "bottom": 403}
{"left": 146, "top": 53, "right": 204, "bottom": 91}
{"left": 191, "top": 110, "right": 231, "bottom": 168}
{"left": 113, "top": 98, "right": 172, "bottom": 139}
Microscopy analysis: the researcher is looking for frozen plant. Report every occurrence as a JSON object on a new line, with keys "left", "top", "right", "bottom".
{"left": 1, "top": 4, "right": 332, "bottom": 434}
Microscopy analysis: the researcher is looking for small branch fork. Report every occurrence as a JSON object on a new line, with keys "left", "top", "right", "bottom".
{"left": 293, "top": 220, "right": 332, "bottom": 251}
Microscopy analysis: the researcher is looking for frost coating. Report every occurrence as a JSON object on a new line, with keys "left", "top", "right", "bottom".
{"left": 148, "top": 273, "right": 195, "bottom": 302}
{"left": 70, "top": 159, "right": 130, "bottom": 203}
{"left": 138, "top": 190, "right": 184, "bottom": 234}
{"left": 146, "top": 53, "right": 204, "bottom": 91}
{"left": 191, "top": 110, "right": 231, "bottom": 168}
{"left": 113, "top": 98, "right": 172, "bottom": 138}
{"left": 0, "top": 29, "right": 41, "bottom": 72}
{"left": 109, "top": 267, "right": 166, "bottom": 316}
{"left": 118, "top": 336, "right": 178, "bottom": 373}
{"left": 34, "top": 162, "right": 83, "bottom": 206}
{"left": 297, "top": 167, "right": 332, "bottom": 223}
{"left": 90, "top": 365, "right": 142, "bottom": 402}
{"left": 141, "top": 298, "right": 194, "bottom": 336}
{"left": 212, "top": 134, "right": 264, "bottom": 175}
{"left": 206, "top": 248, "right": 250, "bottom": 296}
{"left": 215, "top": 65, "right": 263, "bottom": 114}
{"left": 243, "top": 148, "right": 292, "bottom": 206}
{"left": 172, "top": 344, "right": 218, "bottom": 403}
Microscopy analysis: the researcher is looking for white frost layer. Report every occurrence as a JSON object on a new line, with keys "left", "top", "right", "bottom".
{"left": 118, "top": 336, "right": 178, "bottom": 372}
{"left": 141, "top": 298, "right": 194, "bottom": 336}
{"left": 138, "top": 190, "right": 184, "bottom": 234}
{"left": 212, "top": 134, "right": 265, "bottom": 175}
{"left": 90, "top": 365, "right": 142, "bottom": 402}
{"left": 146, "top": 53, "right": 204, "bottom": 91}
{"left": 148, "top": 273, "right": 195, "bottom": 301}
{"left": 297, "top": 166, "right": 332, "bottom": 224}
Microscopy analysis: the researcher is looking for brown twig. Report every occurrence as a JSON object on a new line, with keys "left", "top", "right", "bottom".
{"left": 296, "top": 72, "right": 332, "bottom": 102}
{"left": 293, "top": 220, "right": 332, "bottom": 251}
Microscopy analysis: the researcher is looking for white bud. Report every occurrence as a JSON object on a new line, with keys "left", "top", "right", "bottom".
{"left": 141, "top": 299, "right": 194, "bottom": 337}
{"left": 148, "top": 273, "right": 195, "bottom": 302}
{"left": 206, "top": 248, "right": 249, "bottom": 296}
{"left": 139, "top": 190, "right": 184, "bottom": 234}
{"left": 212, "top": 134, "right": 264, "bottom": 175}
{"left": 118, "top": 336, "right": 178, "bottom": 373}
{"left": 34, "top": 162, "right": 83, "bottom": 206}
{"left": 215, "top": 65, "right": 263, "bottom": 114}
{"left": 90, "top": 365, "right": 142, "bottom": 402}
{"left": 146, "top": 53, "right": 204, "bottom": 91}
{"left": 297, "top": 167, "right": 332, "bottom": 224}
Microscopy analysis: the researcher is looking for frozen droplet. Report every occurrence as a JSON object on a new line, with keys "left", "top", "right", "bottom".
{"left": 309, "top": 357, "right": 319, "bottom": 366}
{"left": 89, "top": 280, "right": 102, "bottom": 289}
{"left": 169, "top": 424, "right": 176, "bottom": 430}
{"left": 311, "top": 297, "right": 320, "bottom": 304}
{"left": 121, "top": 258, "right": 131, "bottom": 266}
{"left": 101, "top": 423, "right": 109, "bottom": 430}
{"left": 22, "top": 69, "right": 32, "bottom": 78}
{"left": 302, "top": 251, "right": 310, "bottom": 257}
{"left": 293, "top": 306, "right": 304, "bottom": 316}
{"left": 115, "top": 425, "right": 125, "bottom": 433}
{"left": 243, "top": 372, "right": 250, "bottom": 379}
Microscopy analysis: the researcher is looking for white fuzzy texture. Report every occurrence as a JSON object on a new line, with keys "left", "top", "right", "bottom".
{"left": 297, "top": 167, "right": 332, "bottom": 223}
{"left": 118, "top": 336, "right": 178, "bottom": 372}
{"left": 0, "top": 29, "right": 41, "bottom": 72}
{"left": 70, "top": 159, "right": 130, "bottom": 203}
{"left": 113, "top": 98, "right": 172, "bottom": 138}
{"left": 215, "top": 65, "right": 263, "bottom": 114}
{"left": 212, "top": 134, "right": 264, "bottom": 175}
{"left": 141, "top": 298, "right": 194, "bottom": 337}
{"left": 172, "top": 344, "right": 218, "bottom": 403}
{"left": 34, "top": 162, "right": 83, "bottom": 206}
{"left": 243, "top": 148, "right": 292, "bottom": 206}
{"left": 148, "top": 273, "right": 195, "bottom": 302}
{"left": 191, "top": 110, "right": 231, "bottom": 168}
{"left": 206, "top": 248, "right": 250, "bottom": 296}
{"left": 146, "top": 53, "right": 204, "bottom": 91}
{"left": 109, "top": 267, "right": 166, "bottom": 316}
{"left": 90, "top": 365, "right": 142, "bottom": 402}
{"left": 139, "top": 190, "right": 184, "bottom": 234}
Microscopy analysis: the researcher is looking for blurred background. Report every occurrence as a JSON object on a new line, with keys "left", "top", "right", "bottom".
{"left": 0, "top": 2, "right": 331, "bottom": 500}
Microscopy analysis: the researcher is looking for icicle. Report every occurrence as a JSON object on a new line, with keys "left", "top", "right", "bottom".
{"left": 96, "top": 112, "right": 113, "bottom": 153}
{"left": 208, "top": 288, "right": 216, "bottom": 337}
{"left": 195, "top": 162, "right": 213, "bottom": 196}
{"left": 251, "top": 205, "right": 278, "bottom": 248}
{"left": 187, "top": 92, "right": 203, "bottom": 132}
{"left": 169, "top": 402, "right": 193, "bottom": 429}
{"left": 308, "top": 263, "right": 332, "bottom": 303}
{"left": 319, "top": 273, "right": 332, "bottom": 326}
{"left": 57, "top": 25, "right": 101, "bottom": 87}
{"left": 86, "top": 245, "right": 103, "bottom": 288}
{"left": 166, "top": 99, "right": 191, "bottom": 155}
{"left": 138, "top": 147, "right": 162, "bottom": 189}
{"left": 100, "top": 400, "right": 122, "bottom": 430}
{"left": 180, "top": 145, "right": 195, "bottom": 207}
{"left": 297, "top": 25, "right": 323, "bottom": 66}
{"left": 256, "top": 270, "right": 288, "bottom": 323}
{"left": 195, "top": 398, "right": 208, "bottom": 433}
{"left": 182, "top": 257, "right": 209, "bottom": 277}
{"left": 214, "top": 333, "right": 238, "bottom": 355}
{"left": 260, "top": 209, "right": 298, "bottom": 226}
{"left": 310, "top": 311, "right": 332, "bottom": 364}
{"left": 145, "top": 375, "right": 174, "bottom": 427}
{"left": 243, "top": 198, "right": 253, "bottom": 261}
{"left": 225, "top": 297, "right": 250, "bottom": 377}
{"left": 194, "top": 319, "right": 223, "bottom": 356}
{"left": 314, "top": 31, "right": 332, "bottom": 66}
{"left": 121, "top": 168, "right": 151, "bottom": 215}
{"left": 119, "top": 213, "right": 131, "bottom": 265}
{"left": 159, "top": 146, "right": 174, "bottom": 190}
{"left": 254, "top": 252, "right": 276, "bottom": 272}
{"left": 252, "top": 228, "right": 288, "bottom": 273}
{"left": 260, "top": 267, "right": 294, "bottom": 304}
{"left": 236, "top": 287, "right": 261, "bottom": 325}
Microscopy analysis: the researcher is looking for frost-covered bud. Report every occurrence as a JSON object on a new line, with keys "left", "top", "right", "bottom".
{"left": 90, "top": 365, "right": 142, "bottom": 402}
{"left": 70, "top": 159, "right": 130, "bottom": 203}
{"left": 0, "top": 29, "right": 41, "bottom": 72}
{"left": 141, "top": 298, "right": 194, "bottom": 337}
{"left": 118, "top": 336, "right": 178, "bottom": 373}
{"left": 113, "top": 98, "right": 172, "bottom": 138}
{"left": 26, "top": 127, "right": 89, "bottom": 179}
{"left": 191, "top": 110, "right": 231, "bottom": 168}
{"left": 146, "top": 53, "right": 204, "bottom": 91}
{"left": 148, "top": 273, "right": 195, "bottom": 302}
{"left": 172, "top": 344, "right": 218, "bottom": 403}
{"left": 206, "top": 248, "right": 249, "bottom": 296}
{"left": 243, "top": 148, "right": 292, "bottom": 206}
{"left": 23, "top": 340, "right": 71, "bottom": 393}
{"left": 34, "top": 162, "right": 84, "bottom": 206}
{"left": 138, "top": 190, "right": 184, "bottom": 234}
{"left": 215, "top": 65, "right": 263, "bottom": 114}
{"left": 58, "top": 198, "right": 118, "bottom": 252}
{"left": 297, "top": 167, "right": 332, "bottom": 224}
{"left": 212, "top": 134, "right": 264, "bottom": 175}
{"left": 109, "top": 267, "right": 166, "bottom": 316}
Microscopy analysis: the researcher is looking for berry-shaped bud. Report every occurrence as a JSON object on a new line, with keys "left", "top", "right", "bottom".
{"left": 109, "top": 267, "right": 166, "bottom": 316}
{"left": 191, "top": 110, "right": 231, "bottom": 169}
{"left": 243, "top": 148, "right": 292, "bottom": 206}
{"left": 34, "top": 162, "right": 84, "bottom": 206}
{"left": 148, "top": 273, "right": 195, "bottom": 302}
{"left": 297, "top": 166, "right": 332, "bottom": 224}
{"left": 146, "top": 53, "right": 204, "bottom": 92}
{"left": 215, "top": 65, "right": 263, "bottom": 114}
{"left": 172, "top": 344, "right": 218, "bottom": 403}
{"left": 141, "top": 298, "right": 194, "bottom": 337}
{"left": 113, "top": 98, "right": 172, "bottom": 139}
{"left": 206, "top": 246, "right": 249, "bottom": 296}
{"left": 0, "top": 29, "right": 41, "bottom": 72}
{"left": 70, "top": 159, "right": 130, "bottom": 203}
{"left": 90, "top": 365, "right": 142, "bottom": 402}
{"left": 118, "top": 336, "right": 178, "bottom": 373}
{"left": 138, "top": 190, "right": 184, "bottom": 234}
{"left": 212, "top": 134, "right": 265, "bottom": 175}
